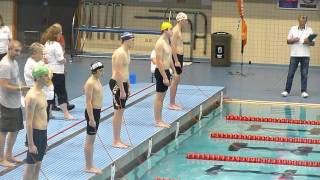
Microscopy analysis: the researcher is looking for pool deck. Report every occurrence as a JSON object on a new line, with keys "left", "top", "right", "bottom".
{"left": 0, "top": 83, "right": 224, "bottom": 180}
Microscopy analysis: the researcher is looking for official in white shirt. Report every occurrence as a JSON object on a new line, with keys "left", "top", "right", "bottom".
{"left": 281, "top": 15, "right": 315, "bottom": 98}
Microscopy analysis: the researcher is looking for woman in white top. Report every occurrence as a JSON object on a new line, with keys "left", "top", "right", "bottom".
{"left": 43, "top": 25, "right": 75, "bottom": 120}
{"left": 0, "top": 14, "right": 12, "bottom": 61}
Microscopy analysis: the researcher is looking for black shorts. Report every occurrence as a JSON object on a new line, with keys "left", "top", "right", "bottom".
{"left": 0, "top": 103, "right": 24, "bottom": 132}
{"left": 109, "top": 79, "right": 129, "bottom": 110}
{"left": 172, "top": 54, "right": 184, "bottom": 75}
{"left": 155, "top": 68, "right": 171, "bottom": 92}
{"left": 85, "top": 109, "right": 101, "bottom": 135}
{"left": 26, "top": 129, "right": 47, "bottom": 164}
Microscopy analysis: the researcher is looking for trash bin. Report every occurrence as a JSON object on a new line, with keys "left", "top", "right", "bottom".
{"left": 211, "top": 32, "right": 231, "bottom": 66}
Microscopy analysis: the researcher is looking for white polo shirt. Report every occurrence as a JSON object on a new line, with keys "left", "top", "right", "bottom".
{"left": 45, "top": 41, "right": 65, "bottom": 74}
{"left": 288, "top": 25, "right": 313, "bottom": 57}
{"left": 0, "top": 26, "right": 12, "bottom": 54}
{"left": 24, "top": 57, "right": 41, "bottom": 87}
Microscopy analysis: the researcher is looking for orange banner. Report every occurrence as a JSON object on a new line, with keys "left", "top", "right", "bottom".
{"left": 241, "top": 19, "right": 247, "bottom": 47}
{"left": 237, "top": 0, "right": 244, "bottom": 18}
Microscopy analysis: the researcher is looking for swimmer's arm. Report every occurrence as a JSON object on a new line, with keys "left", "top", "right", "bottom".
{"left": 171, "top": 30, "right": 179, "bottom": 63}
{"left": 84, "top": 82, "right": 94, "bottom": 122}
{"left": 155, "top": 44, "right": 168, "bottom": 80}
{"left": 25, "top": 95, "right": 36, "bottom": 146}
{"left": 170, "top": 58, "right": 177, "bottom": 76}
{"left": 112, "top": 53, "right": 126, "bottom": 92}
{"left": 0, "top": 79, "right": 29, "bottom": 92}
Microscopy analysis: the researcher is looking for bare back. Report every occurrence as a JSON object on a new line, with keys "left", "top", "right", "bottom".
{"left": 111, "top": 47, "right": 130, "bottom": 82}
{"left": 84, "top": 76, "right": 103, "bottom": 109}
{"left": 155, "top": 36, "right": 172, "bottom": 69}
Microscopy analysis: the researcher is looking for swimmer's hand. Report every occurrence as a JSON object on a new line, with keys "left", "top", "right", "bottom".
{"left": 163, "top": 78, "right": 170, "bottom": 86}
{"left": 28, "top": 144, "right": 38, "bottom": 154}
{"left": 89, "top": 120, "right": 96, "bottom": 129}
{"left": 175, "top": 61, "right": 181, "bottom": 68}
{"left": 120, "top": 90, "right": 126, "bottom": 99}
{"left": 173, "top": 73, "right": 179, "bottom": 79}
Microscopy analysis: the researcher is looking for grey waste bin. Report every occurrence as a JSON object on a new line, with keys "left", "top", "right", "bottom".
{"left": 211, "top": 32, "right": 231, "bottom": 66}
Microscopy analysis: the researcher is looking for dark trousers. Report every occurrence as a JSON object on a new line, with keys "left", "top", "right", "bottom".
{"left": 284, "top": 57, "right": 310, "bottom": 93}
{"left": 52, "top": 73, "right": 68, "bottom": 105}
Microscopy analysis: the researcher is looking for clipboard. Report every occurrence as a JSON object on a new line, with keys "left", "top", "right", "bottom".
{"left": 308, "top": 34, "right": 317, "bottom": 42}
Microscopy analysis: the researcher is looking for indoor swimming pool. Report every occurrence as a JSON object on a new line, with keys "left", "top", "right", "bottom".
{"left": 125, "top": 100, "right": 320, "bottom": 180}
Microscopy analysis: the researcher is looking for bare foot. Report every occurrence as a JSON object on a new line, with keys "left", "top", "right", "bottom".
{"left": 0, "top": 160, "right": 15, "bottom": 167}
{"left": 155, "top": 121, "right": 171, "bottom": 128}
{"left": 7, "top": 156, "right": 22, "bottom": 163}
{"left": 168, "top": 104, "right": 182, "bottom": 110}
{"left": 112, "top": 142, "right": 130, "bottom": 149}
{"left": 64, "top": 113, "right": 76, "bottom": 120}
{"left": 84, "top": 167, "right": 102, "bottom": 174}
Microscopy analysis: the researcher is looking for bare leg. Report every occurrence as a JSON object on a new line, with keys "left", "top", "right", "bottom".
{"left": 34, "top": 162, "right": 42, "bottom": 180}
{"left": 23, "top": 163, "right": 35, "bottom": 180}
{"left": 0, "top": 132, "right": 14, "bottom": 167}
{"left": 60, "top": 103, "right": 76, "bottom": 120}
{"left": 6, "top": 131, "right": 21, "bottom": 163}
{"left": 84, "top": 134, "right": 102, "bottom": 174}
{"left": 154, "top": 92, "right": 171, "bottom": 128}
{"left": 112, "top": 109, "right": 130, "bottom": 148}
{"left": 169, "top": 75, "right": 182, "bottom": 110}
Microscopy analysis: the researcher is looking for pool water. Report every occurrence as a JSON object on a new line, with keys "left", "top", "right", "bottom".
{"left": 125, "top": 101, "right": 320, "bottom": 180}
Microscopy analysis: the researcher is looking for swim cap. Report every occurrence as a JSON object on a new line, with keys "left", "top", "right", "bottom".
{"left": 176, "top": 12, "right": 188, "bottom": 22}
{"left": 120, "top": 32, "right": 135, "bottom": 41}
{"left": 90, "top": 61, "right": 104, "bottom": 72}
{"left": 32, "top": 65, "right": 49, "bottom": 79}
{"left": 160, "top": 21, "right": 173, "bottom": 31}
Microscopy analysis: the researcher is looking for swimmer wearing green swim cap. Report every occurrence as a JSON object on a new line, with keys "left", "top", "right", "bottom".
{"left": 32, "top": 65, "right": 49, "bottom": 79}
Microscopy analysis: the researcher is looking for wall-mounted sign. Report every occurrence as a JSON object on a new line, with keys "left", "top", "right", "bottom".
{"left": 278, "top": 0, "right": 319, "bottom": 10}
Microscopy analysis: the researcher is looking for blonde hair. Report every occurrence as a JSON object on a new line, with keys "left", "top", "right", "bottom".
{"left": 41, "top": 24, "right": 61, "bottom": 43}
{"left": 29, "top": 42, "right": 44, "bottom": 55}
{"left": 8, "top": 40, "right": 22, "bottom": 50}
{"left": 52, "top": 23, "right": 62, "bottom": 32}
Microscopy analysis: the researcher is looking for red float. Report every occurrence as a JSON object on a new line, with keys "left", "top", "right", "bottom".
{"left": 225, "top": 115, "right": 320, "bottom": 125}
{"left": 210, "top": 132, "right": 320, "bottom": 144}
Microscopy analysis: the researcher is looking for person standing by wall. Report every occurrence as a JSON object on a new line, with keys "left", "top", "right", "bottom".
{"left": 281, "top": 15, "right": 315, "bottom": 98}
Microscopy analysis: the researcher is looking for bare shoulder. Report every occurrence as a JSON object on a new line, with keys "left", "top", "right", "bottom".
{"left": 25, "top": 90, "right": 40, "bottom": 103}
{"left": 84, "top": 77, "right": 95, "bottom": 88}
{"left": 173, "top": 25, "right": 180, "bottom": 33}
{"left": 155, "top": 38, "right": 164, "bottom": 48}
